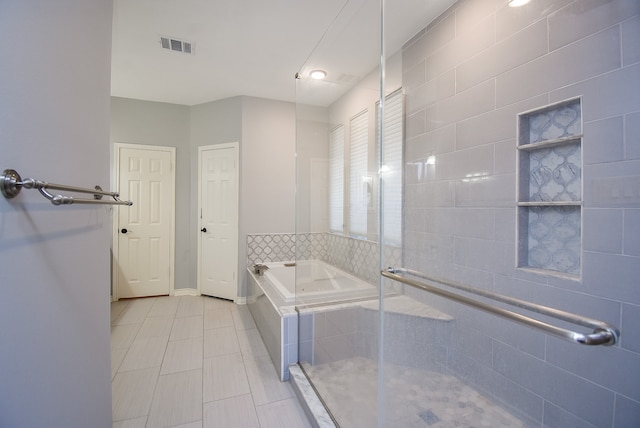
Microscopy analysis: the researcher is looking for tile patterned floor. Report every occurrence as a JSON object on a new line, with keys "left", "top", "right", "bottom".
{"left": 303, "top": 357, "right": 528, "bottom": 428}
{"left": 111, "top": 295, "right": 312, "bottom": 428}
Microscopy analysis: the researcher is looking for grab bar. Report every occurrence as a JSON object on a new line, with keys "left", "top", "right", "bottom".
{"left": 381, "top": 267, "right": 619, "bottom": 346}
{"left": 1, "top": 169, "right": 133, "bottom": 206}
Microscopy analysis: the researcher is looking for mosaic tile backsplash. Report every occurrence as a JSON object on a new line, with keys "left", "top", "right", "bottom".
{"left": 247, "top": 233, "right": 297, "bottom": 264}
{"left": 247, "top": 233, "right": 401, "bottom": 285}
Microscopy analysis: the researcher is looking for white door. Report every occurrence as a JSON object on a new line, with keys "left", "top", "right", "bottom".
{"left": 199, "top": 143, "right": 238, "bottom": 300}
{"left": 114, "top": 144, "right": 175, "bottom": 299}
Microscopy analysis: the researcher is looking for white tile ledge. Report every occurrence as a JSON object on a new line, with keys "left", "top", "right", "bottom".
{"left": 359, "top": 295, "right": 453, "bottom": 321}
{"left": 289, "top": 364, "right": 336, "bottom": 428}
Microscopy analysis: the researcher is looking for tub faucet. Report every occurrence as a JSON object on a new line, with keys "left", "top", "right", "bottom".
{"left": 253, "top": 264, "right": 269, "bottom": 275}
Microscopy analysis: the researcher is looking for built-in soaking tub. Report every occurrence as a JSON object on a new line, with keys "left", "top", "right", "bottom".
{"left": 264, "top": 260, "right": 378, "bottom": 304}
{"left": 246, "top": 259, "right": 378, "bottom": 381}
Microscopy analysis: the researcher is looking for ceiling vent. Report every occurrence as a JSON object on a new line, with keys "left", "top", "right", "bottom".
{"left": 160, "top": 36, "right": 194, "bottom": 54}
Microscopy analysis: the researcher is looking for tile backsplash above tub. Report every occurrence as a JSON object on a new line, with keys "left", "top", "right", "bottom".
{"left": 247, "top": 233, "right": 401, "bottom": 285}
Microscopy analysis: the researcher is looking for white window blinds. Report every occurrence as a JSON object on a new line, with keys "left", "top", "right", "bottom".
{"left": 349, "top": 110, "right": 369, "bottom": 237}
{"left": 378, "top": 90, "right": 403, "bottom": 245}
{"left": 329, "top": 125, "right": 344, "bottom": 233}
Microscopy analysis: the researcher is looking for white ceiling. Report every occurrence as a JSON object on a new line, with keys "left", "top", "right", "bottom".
{"left": 111, "top": 0, "right": 456, "bottom": 107}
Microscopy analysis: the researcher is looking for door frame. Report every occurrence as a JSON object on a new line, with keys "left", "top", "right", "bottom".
{"left": 112, "top": 143, "right": 176, "bottom": 301}
{"left": 197, "top": 142, "right": 239, "bottom": 299}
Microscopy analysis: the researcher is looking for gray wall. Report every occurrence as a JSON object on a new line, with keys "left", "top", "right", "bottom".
{"left": 239, "top": 97, "right": 296, "bottom": 296}
{"left": 110, "top": 97, "right": 191, "bottom": 289}
{"left": 112, "top": 96, "right": 295, "bottom": 298}
{"left": 295, "top": 104, "right": 330, "bottom": 234}
{"left": 191, "top": 96, "right": 296, "bottom": 299}
{"left": 190, "top": 97, "right": 243, "bottom": 293}
{"left": 241, "top": 96, "right": 295, "bottom": 234}
{"left": 401, "top": 0, "right": 640, "bottom": 426}
{"left": 0, "top": 0, "right": 113, "bottom": 426}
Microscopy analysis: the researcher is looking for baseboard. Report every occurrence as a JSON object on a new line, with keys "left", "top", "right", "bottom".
{"left": 235, "top": 296, "right": 247, "bottom": 305}
{"left": 173, "top": 288, "right": 199, "bottom": 297}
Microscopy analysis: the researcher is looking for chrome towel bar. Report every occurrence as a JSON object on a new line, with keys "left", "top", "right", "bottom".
{"left": 382, "top": 267, "right": 619, "bottom": 346}
{"left": 1, "top": 169, "right": 133, "bottom": 206}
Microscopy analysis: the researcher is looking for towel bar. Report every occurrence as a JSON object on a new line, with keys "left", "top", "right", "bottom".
{"left": 1, "top": 168, "right": 133, "bottom": 206}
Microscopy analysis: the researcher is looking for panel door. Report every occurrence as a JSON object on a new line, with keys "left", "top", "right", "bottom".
{"left": 117, "top": 146, "right": 173, "bottom": 298}
{"left": 199, "top": 144, "right": 238, "bottom": 300}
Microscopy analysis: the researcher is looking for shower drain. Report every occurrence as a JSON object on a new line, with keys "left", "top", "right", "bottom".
{"left": 418, "top": 409, "right": 440, "bottom": 425}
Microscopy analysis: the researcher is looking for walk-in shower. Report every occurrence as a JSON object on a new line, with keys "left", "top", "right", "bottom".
{"left": 295, "top": 0, "right": 639, "bottom": 427}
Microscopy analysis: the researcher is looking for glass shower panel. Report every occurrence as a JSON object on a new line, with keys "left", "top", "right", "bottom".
{"left": 296, "top": 0, "right": 637, "bottom": 427}
{"left": 383, "top": 1, "right": 638, "bottom": 428}
{"left": 294, "top": 0, "right": 384, "bottom": 425}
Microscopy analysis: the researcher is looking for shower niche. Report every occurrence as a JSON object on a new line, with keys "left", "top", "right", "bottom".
{"left": 516, "top": 97, "right": 582, "bottom": 277}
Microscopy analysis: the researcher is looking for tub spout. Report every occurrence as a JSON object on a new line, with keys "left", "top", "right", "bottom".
{"left": 253, "top": 264, "right": 269, "bottom": 275}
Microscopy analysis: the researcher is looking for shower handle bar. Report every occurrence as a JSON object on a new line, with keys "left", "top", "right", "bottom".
{"left": 381, "top": 268, "right": 619, "bottom": 346}
{"left": 390, "top": 268, "right": 614, "bottom": 332}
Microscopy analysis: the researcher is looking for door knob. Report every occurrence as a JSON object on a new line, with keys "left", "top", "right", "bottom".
{"left": 201, "top": 228, "right": 207, "bottom": 232}
{"left": 121, "top": 228, "right": 128, "bottom": 234}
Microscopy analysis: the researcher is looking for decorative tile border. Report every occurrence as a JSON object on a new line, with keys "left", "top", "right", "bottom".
{"left": 247, "top": 232, "right": 401, "bottom": 284}
{"left": 296, "top": 233, "right": 328, "bottom": 261}
{"left": 247, "top": 233, "right": 296, "bottom": 266}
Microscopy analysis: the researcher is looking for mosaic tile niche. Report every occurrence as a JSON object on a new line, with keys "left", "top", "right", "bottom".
{"left": 517, "top": 98, "right": 582, "bottom": 276}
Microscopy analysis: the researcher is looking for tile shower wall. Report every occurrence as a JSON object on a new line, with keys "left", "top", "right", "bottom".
{"left": 401, "top": 0, "right": 640, "bottom": 427}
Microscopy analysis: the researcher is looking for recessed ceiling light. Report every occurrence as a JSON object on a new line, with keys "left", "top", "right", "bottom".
{"left": 508, "top": 0, "right": 531, "bottom": 7}
{"left": 310, "top": 70, "right": 327, "bottom": 80}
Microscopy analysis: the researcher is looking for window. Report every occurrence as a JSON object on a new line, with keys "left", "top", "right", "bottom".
{"left": 329, "top": 125, "right": 344, "bottom": 232}
{"left": 349, "top": 110, "right": 369, "bottom": 237}
{"left": 377, "top": 89, "right": 403, "bottom": 245}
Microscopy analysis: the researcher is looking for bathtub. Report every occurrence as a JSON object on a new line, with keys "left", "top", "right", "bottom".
{"left": 263, "top": 260, "right": 377, "bottom": 304}
{"left": 246, "top": 259, "right": 377, "bottom": 381}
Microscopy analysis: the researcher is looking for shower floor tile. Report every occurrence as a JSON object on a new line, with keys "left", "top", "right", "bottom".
{"left": 303, "top": 357, "right": 529, "bottom": 428}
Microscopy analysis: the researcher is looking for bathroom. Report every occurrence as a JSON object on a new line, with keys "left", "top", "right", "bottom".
{"left": 2, "top": 0, "right": 639, "bottom": 426}
{"left": 247, "top": 0, "right": 640, "bottom": 426}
